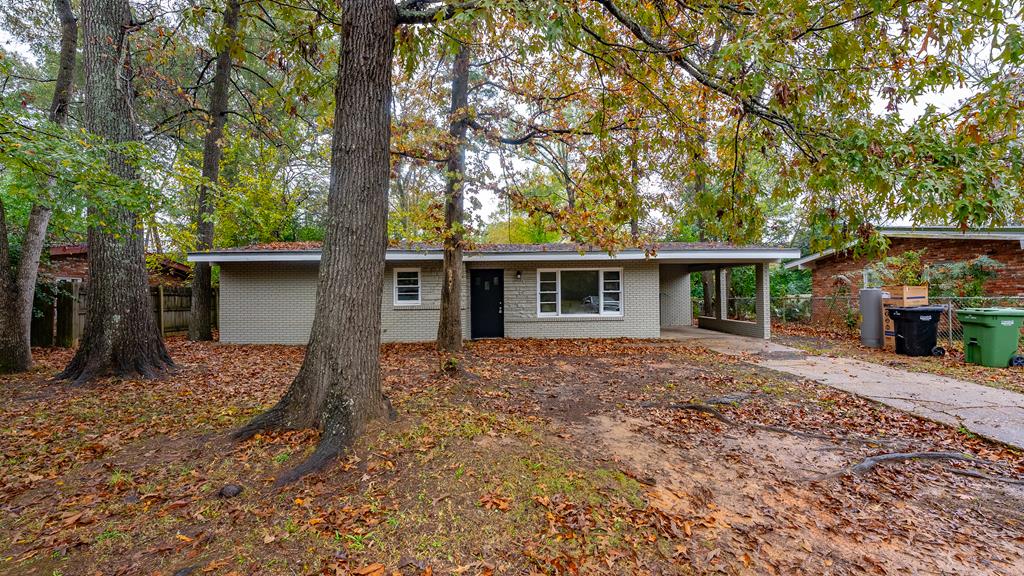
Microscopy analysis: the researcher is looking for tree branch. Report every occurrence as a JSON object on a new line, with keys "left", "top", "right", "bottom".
{"left": 396, "top": 1, "right": 477, "bottom": 24}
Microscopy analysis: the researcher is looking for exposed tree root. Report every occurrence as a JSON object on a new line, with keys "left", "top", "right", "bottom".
{"left": 945, "top": 467, "right": 1024, "bottom": 486}
{"left": 653, "top": 401, "right": 1024, "bottom": 486}
{"left": 232, "top": 404, "right": 287, "bottom": 442}
{"left": 274, "top": 436, "right": 344, "bottom": 487}
{"left": 812, "top": 451, "right": 978, "bottom": 481}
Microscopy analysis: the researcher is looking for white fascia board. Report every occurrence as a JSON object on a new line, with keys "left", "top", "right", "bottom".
{"left": 465, "top": 249, "right": 800, "bottom": 262}
{"left": 189, "top": 248, "right": 801, "bottom": 264}
{"left": 885, "top": 230, "right": 1012, "bottom": 240}
{"left": 881, "top": 230, "right": 1024, "bottom": 241}
{"left": 782, "top": 248, "right": 837, "bottom": 270}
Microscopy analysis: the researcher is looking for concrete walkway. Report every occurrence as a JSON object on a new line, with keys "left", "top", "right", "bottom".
{"left": 662, "top": 327, "right": 1024, "bottom": 449}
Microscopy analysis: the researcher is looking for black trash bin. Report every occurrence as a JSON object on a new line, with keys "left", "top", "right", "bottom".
{"left": 886, "top": 306, "right": 947, "bottom": 357}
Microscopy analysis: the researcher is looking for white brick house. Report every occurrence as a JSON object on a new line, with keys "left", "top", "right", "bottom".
{"left": 188, "top": 243, "right": 798, "bottom": 344}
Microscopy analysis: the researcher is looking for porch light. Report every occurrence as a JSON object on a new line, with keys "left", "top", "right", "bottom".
{"left": 516, "top": 270, "right": 522, "bottom": 280}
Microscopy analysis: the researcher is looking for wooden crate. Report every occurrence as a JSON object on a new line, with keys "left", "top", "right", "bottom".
{"left": 881, "top": 285, "right": 928, "bottom": 307}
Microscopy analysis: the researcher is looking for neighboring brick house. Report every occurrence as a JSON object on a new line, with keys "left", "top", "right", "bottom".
{"left": 189, "top": 242, "right": 800, "bottom": 344}
{"left": 42, "top": 243, "right": 191, "bottom": 286}
{"left": 784, "top": 227, "right": 1024, "bottom": 322}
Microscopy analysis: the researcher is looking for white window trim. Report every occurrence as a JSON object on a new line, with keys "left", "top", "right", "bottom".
{"left": 393, "top": 267, "right": 421, "bottom": 306}
{"left": 536, "top": 268, "right": 623, "bottom": 317}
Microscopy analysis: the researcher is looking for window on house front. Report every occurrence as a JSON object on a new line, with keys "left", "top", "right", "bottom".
{"left": 394, "top": 269, "right": 421, "bottom": 305}
{"left": 537, "top": 269, "right": 623, "bottom": 316}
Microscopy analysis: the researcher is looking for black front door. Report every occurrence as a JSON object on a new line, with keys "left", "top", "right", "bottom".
{"left": 470, "top": 269, "right": 504, "bottom": 339}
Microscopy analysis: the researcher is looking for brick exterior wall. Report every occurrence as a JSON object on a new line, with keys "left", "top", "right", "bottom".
{"left": 219, "top": 262, "right": 468, "bottom": 345}
{"left": 466, "top": 260, "right": 662, "bottom": 339}
{"left": 219, "top": 262, "right": 318, "bottom": 344}
{"left": 809, "top": 238, "right": 1024, "bottom": 321}
{"left": 380, "top": 262, "right": 470, "bottom": 342}
{"left": 41, "top": 254, "right": 186, "bottom": 286}
{"left": 218, "top": 259, "right": 664, "bottom": 344}
{"left": 658, "top": 264, "right": 692, "bottom": 328}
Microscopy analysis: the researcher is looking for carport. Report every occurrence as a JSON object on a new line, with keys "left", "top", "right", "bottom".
{"left": 658, "top": 247, "right": 799, "bottom": 340}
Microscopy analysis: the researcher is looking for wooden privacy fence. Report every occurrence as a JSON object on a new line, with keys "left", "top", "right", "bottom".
{"left": 31, "top": 281, "right": 218, "bottom": 347}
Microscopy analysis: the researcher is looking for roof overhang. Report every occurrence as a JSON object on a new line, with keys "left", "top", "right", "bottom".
{"left": 188, "top": 247, "right": 800, "bottom": 265}
{"left": 783, "top": 248, "right": 838, "bottom": 270}
{"left": 783, "top": 228, "right": 1024, "bottom": 270}
{"left": 880, "top": 228, "right": 1024, "bottom": 242}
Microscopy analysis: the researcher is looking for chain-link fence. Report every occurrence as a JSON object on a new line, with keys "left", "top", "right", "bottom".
{"left": 696, "top": 294, "right": 1024, "bottom": 348}
{"left": 694, "top": 295, "right": 825, "bottom": 324}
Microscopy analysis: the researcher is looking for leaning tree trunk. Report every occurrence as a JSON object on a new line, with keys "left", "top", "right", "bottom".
{"left": 58, "top": 0, "right": 172, "bottom": 384}
{"left": 0, "top": 0, "right": 77, "bottom": 374}
{"left": 234, "top": 0, "right": 395, "bottom": 484}
{"left": 437, "top": 44, "right": 470, "bottom": 353}
{"left": 189, "top": 0, "right": 241, "bottom": 342}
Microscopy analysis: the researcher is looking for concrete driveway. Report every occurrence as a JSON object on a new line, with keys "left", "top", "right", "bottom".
{"left": 663, "top": 327, "right": 1024, "bottom": 449}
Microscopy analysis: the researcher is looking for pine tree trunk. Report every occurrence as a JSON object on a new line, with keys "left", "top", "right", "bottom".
{"left": 189, "top": 0, "right": 241, "bottom": 342}
{"left": 234, "top": 0, "right": 395, "bottom": 484}
{"left": 0, "top": 0, "right": 77, "bottom": 374}
{"left": 58, "top": 0, "right": 172, "bottom": 384}
{"left": 437, "top": 44, "right": 470, "bottom": 353}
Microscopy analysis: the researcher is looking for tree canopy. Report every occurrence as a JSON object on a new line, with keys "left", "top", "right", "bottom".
{"left": 4, "top": 0, "right": 1022, "bottom": 259}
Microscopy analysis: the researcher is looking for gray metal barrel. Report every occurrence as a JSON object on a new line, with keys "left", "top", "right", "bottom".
{"left": 859, "top": 288, "right": 883, "bottom": 348}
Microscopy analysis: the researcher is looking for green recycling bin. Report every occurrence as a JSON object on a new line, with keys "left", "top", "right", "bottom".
{"left": 955, "top": 308, "right": 1024, "bottom": 368}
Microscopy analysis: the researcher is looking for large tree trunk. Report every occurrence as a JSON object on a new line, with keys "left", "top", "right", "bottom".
{"left": 437, "top": 44, "right": 470, "bottom": 353}
{"left": 58, "top": 0, "right": 172, "bottom": 384}
{"left": 0, "top": 0, "right": 77, "bottom": 374}
{"left": 189, "top": 0, "right": 241, "bottom": 342}
{"left": 234, "top": 0, "right": 395, "bottom": 484}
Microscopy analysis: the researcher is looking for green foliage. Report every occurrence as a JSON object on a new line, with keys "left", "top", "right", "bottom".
{"left": 480, "top": 171, "right": 563, "bottom": 244}
{"left": 212, "top": 135, "right": 328, "bottom": 247}
{"left": 866, "top": 250, "right": 928, "bottom": 287}
{"left": 439, "top": 355, "right": 459, "bottom": 374}
{"left": 770, "top": 267, "right": 811, "bottom": 298}
{"left": 0, "top": 92, "right": 196, "bottom": 239}
{"left": 481, "top": 214, "right": 560, "bottom": 244}
{"left": 865, "top": 249, "right": 1004, "bottom": 297}
{"left": 927, "top": 256, "right": 1004, "bottom": 298}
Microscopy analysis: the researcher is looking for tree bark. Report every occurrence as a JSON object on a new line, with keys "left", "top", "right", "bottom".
{"left": 0, "top": 0, "right": 77, "bottom": 374}
{"left": 58, "top": 0, "right": 172, "bottom": 384}
{"left": 234, "top": 0, "right": 396, "bottom": 484}
{"left": 189, "top": 0, "right": 241, "bottom": 342}
{"left": 700, "top": 270, "right": 715, "bottom": 317}
{"left": 437, "top": 44, "right": 470, "bottom": 353}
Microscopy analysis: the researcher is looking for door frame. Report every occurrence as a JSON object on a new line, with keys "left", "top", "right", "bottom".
{"left": 469, "top": 268, "right": 505, "bottom": 339}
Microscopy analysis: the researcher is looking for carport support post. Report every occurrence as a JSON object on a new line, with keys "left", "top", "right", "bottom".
{"left": 714, "top": 268, "right": 727, "bottom": 319}
{"left": 755, "top": 263, "right": 770, "bottom": 339}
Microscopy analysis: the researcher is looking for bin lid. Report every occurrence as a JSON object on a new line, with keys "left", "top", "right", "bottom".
{"left": 886, "top": 305, "right": 947, "bottom": 313}
{"left": 955, "top": 307, "right": 1024, "bottom": 317}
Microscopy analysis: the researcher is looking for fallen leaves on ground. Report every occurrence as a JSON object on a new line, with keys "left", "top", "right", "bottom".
{"left": 0, "top": 336, "right": 1022, "bottom": 575}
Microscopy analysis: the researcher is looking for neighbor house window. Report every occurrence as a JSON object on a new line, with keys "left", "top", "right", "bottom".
{"left": 394, "top": 268, "right": 421, "bottom": 305}
{"left": 537, "top": 269, "right": 623, "bottom": 316}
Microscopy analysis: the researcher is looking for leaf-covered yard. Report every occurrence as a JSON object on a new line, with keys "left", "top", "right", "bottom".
{"left": 2, "top": 338, "right": 1024, "bottom": 575}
